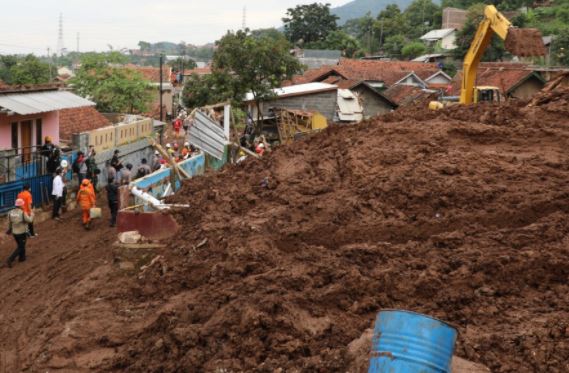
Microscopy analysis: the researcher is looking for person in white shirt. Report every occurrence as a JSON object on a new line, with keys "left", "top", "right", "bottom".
{"left": 52, "top": 168, "right": 64, "bottom": 221}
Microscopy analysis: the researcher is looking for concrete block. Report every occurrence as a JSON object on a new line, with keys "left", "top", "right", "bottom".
{"left": 452, "top": 356, "right": 490, "bottom": 373}
{"left": 119, "top": 261, "right": 135, "bottom": 271}
{"left": 118, "top": 231, "right": 142, "bottom": 244}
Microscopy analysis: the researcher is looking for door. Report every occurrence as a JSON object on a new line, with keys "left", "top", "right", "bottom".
{"left": 20, "top": 120, "right": 33, "bottom": 163}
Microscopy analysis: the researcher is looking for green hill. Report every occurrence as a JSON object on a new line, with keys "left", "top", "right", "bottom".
{"left": 331, "top": 0, "right": 415, "bottom": 25}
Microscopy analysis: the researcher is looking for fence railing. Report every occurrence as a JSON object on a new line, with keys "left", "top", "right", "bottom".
{"left": 0, "top": 147, "right": 75, "bottom": 214}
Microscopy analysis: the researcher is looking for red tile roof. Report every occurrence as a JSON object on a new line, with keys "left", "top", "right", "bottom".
{"left": 287, "top": 59, "right": 441, "bottom": 87}
{"left": 125, "top": 65, "right": 170, "bottom": 83}
{"left": 182, "top": 66, "right": 212, "bottom": 76}
{"left": 336, "top": 58, "right": 440, "bottom": 85}
{"left": 449, "top": 67, "right": 543, "bottom": 96}
{"left": 58, "top": 106, "right": 111, "bottom": 141}
{"left": 335, "top": 79, "right": 363, "bottom": 89}
{"left": 322, "top": 75, "right": 343, "bottom": 84}
{"left": 0, "top": 83, "right": 64, "bottom": 93}
{"left": 384, "top": 84, "right": 430, "bottom": 106}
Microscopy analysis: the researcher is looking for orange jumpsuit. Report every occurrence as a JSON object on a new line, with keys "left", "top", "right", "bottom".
{"left": 77, "top": 183, "right": 96, "bottom": 225}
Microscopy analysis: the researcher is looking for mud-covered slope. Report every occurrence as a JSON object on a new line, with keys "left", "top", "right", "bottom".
{"left": 110, "top": 99, "right": 569, "bottom": 372}
{"left": 2, "top": 96, "right": 569, "bottom": 373}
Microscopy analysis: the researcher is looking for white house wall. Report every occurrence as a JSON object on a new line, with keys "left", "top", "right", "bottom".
{"left": 441, "top": 33, "right": 457, "bottom": 50}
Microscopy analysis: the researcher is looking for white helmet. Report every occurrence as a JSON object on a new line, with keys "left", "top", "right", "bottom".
{"left": 60, "top": 159, "right": 68, "bottom": 168}
{"left": 154, "top": 151, "right": 160, "bottom": 156}
{"left": 166, "top": 143, "right": 171, "bottom": 148}
{"left": 184, "top": 142, "right": 190, "bottom": 147}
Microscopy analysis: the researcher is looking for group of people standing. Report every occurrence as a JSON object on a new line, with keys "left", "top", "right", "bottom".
{"left": 4, "top": 133, "right": 198, "bottom": 269}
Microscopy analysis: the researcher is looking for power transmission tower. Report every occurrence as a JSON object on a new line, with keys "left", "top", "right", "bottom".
{"left": 57, "top": 13, "right": 65, "bottom": 56}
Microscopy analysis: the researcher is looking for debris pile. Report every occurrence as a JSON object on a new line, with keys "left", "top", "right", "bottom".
{"left": 107, "top": 89, "right": 569, "bottom": 372}
{"left": 2, "top": 85, "right": 569, "bottom": 373}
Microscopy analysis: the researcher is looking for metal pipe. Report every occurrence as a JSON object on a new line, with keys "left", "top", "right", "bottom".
{"left": 130, "top": 186, "right": 169, "bottom": 210}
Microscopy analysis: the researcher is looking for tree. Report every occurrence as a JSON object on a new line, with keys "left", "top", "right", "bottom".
{"left": 71, "top": 52, "right": 152, "bottom": 113}
{"left": 402, "top": 41, "right": 427, "bottom": 59}
{"left": 383, "top": 35, "right": 408, "bottom": 57}
{"left": 374, "top": 5, "right": 410, "bottom": 48}
{"left": 138, "top": 41, "right": 151, "bottom": 51}
{"left": 0, "top": 54, "right": 51, "bottom": 85}
{"left": 403, "top": 0, "right": 442, "bottom": 39}
{"left": 213, "top": 30, "right": 303, "bottom": 131}
{"left": 282, "top": 3, "right": 339, "bottom": 45}
{"left": 251, "top": 28, "right": 286, "bottom": 42}
{"left": 343, "top": 13, "right": 377, "bottom": 53}
{"left": 551, "top": 28, "right": 569, "bottom": 66}
{"left": 168, "top": 57, "right": 197, "bottom": 71}
{"left": 181, "top": 71, "right": 238, "bottom": 109}
{"left": 307, "top": 30, "right": 361, "bottom": 57}
{"left": 452, "top": 4, "right": 506, "bottom": 62}
{"left": 0, "top": 55, "right": 19, "bottom": 83}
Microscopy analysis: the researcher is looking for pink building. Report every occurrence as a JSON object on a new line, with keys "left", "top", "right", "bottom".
{"left": 0, "top": 85, "right": 94, "bottom": 152}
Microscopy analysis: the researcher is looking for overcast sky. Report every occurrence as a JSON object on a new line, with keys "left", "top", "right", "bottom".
{"left": 0, "top": 0, "right": 351, "bottom": 55}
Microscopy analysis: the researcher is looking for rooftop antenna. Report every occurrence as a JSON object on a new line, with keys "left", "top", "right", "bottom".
{"left": 242, "top": 6, "right": 247, "bottom": 31}
{"left": 57, "top": 13, "right": 65, "bottom": 56}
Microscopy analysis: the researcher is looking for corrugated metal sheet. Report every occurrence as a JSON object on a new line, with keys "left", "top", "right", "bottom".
{"left": 420, "top": 28, "right": 455, "bottom": 41}
{"left": 189, "top": 111, "right": 228, "bottom": 160}
{"left": 337, "top": 89, "right": 363, "bottom": 122}
{"left": 0, "top": 91, "right": 95, "bottom": 115}
{"left": 244, "top": 82, "right": 337, "bottom": 102}
{"left": 302, "top": 49, "right": 342, "bottom": 59}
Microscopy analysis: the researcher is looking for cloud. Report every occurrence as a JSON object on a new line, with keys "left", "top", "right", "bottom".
{"left": 0, "top": 0, "right": 351, "bottom": 54}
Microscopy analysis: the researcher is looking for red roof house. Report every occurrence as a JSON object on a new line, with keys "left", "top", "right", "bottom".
{"left": 450, "top": 64, "right": 546, "bottom": 100}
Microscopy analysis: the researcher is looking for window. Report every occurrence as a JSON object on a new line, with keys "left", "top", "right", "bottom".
{"left": 11, "top": 122, "right": 18, "bottom": 149}
{"left": 36, "top": 119, "right": 43, "bottom": 146}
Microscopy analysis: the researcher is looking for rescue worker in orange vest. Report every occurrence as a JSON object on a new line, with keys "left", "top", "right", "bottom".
{"left": 16, "top": 184, "right": 36, "bottom": 237}
{"left": 181, "top": 142, "right": 191, "bottom": 160}
{"left": 77, "top": 179, "right": 96, "bottom": 230}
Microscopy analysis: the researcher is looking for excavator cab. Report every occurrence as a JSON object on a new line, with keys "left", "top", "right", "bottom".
{"left": 474, "top": 86, "right": 501, "bottom": 103}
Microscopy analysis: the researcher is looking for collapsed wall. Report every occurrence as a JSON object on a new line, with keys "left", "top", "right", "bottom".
{"left": 104, "top": 92, "right": 569, "bottom": 372}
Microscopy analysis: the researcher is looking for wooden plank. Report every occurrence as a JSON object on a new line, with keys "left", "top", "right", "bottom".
{"left": 113, "top": 243, "right": 166, "bottom": 249}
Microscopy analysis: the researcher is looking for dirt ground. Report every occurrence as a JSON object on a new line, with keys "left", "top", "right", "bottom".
{"left": 1, "top": 90, "right": 569, "bottom": 372}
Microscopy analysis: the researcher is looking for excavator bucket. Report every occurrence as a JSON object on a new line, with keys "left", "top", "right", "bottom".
{"left": 505, "top": 28, "right": 546, "bottom": 57}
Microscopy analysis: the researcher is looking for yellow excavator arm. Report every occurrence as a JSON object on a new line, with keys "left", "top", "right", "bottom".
{"left": 460, "top": 5, "right": 545, "bottom": 104}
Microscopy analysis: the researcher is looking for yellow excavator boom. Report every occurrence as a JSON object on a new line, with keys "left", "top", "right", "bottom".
{"left": 459, "top": 5, "right": 545, "bottom": 104}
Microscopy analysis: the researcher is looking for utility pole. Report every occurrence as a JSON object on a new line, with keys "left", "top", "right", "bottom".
{"left": 159, "top": 54, "right": 164, "bottom": 123}
{"left": 379, "top": 20, "right": 384, "bottom": 52}
{"left": 47, "top": 47, "right": 53, "bottom": 80}
{"left": 57, "top": 13, "right": 65, "bottom": 56}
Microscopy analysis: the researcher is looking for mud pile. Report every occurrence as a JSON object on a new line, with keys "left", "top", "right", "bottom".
{"left": 97, "top": 94, "right": 569, "bottom": 372}
{"left": 3, "top": 84, "right": 569, "bottom": 372}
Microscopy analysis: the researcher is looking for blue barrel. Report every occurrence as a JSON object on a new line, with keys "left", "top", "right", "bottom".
{"left": 368, "top": 310, "right": 457, "bottom": 373}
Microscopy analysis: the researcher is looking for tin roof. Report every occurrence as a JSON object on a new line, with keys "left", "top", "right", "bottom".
{"left": 0, "top": 90, "right": 95, "bottom": 115}
{"left": 244, "top": 83, "right": 337, "bottom": 102}
{"left": 337, "top": 89, "right": 363, "bottom": 122}
{"left": 420, "top": 28, "right": 456, "bottom": 41}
